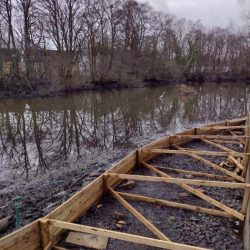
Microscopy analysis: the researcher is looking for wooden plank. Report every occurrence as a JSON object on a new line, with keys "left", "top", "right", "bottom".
{"left": 229, "top": 130, "right": 246, "bottom": 144}
{"left": 210, "top": 139, "right": 242, "bottom": 145}
{"left": 228, "top": 156, "right": 244, "bottom": 171}
{"left": 53, "top": 247, "right": 69, "bottom": 250}
{"left": 201, "top": 138, "right": 239, "bottom": 154}
{"left": 117, "top": 192, "right": 234, "bottom": 218}
{"left": 141, "top": 162, "right": 245, "bottom": 221}
{"left": 0, "top": 221, "right": 41, "bottom": 250}
{"left": 173, "top": 135, "right": 247, "bottom": 140}
{"left": 172, "top": 145, "right": 245, "bottom": 182}
{"left": 243, "top": 113, "right": 250, "bottom": 177}
{"left": 107, "top": 173, "right": 250, "bottom": 189}
{"left": 49, "top": 220, "right": 208, "bottom": 250}
{"left": 109, "top": 187, "right": 170, "bottom": 241}
{"left": 142, "top": 148, "right": 248, "bottom": 158}
{"left": 241, "top": 189, "right": 250, "bottom": 215}
{"left": 199, "top": 125, "right": 246, "bottom": 130}
{"left": 154, "top": 166, "right": 233, "bottom": 181}
{"left": 66, "top": 232, "right": 109, "bottom": 249}
{"left": 40, "top": 219, "right": 51, "bottom": 248}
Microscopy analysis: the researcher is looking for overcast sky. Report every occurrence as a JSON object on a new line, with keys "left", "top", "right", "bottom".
{"left": 138, "top": 0, "right": 250, "bottom": 28}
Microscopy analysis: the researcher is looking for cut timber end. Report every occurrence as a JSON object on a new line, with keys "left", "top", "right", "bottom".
{"left": 66, "top": 232, "right": 109, "bottom": 249}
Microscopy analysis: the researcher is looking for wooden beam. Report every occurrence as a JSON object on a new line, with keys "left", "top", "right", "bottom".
{"left": 241, "top": 189, "right": 250, "bottom": 215}
{"left": 198, "top": 125, "right": 246, "bottom": 131}
{"left": 140, "top": 162, "right": 245, "bottom": 221}
{"left": 243, "top": 113, "right": 250, "bottom": 177}
{"left": 49, "top": 220, "right": 208, "bottom": 250}
{"left": 53, "top": 247, "right": 69, "bottom": 250}
{"left": 154, "top": 166, "right": 233, "bottom": 181}
{"left": 142, "top": 148, "right": 248, "bottom": 158}
{"left": 228, "top": 156, "right": 244, "bottom": 171}
{"left": 229, "top": 130, "right": 245, "bottom": 145}
{"left": 172, "top": 145, "right": 245, "bottom": 182}
{"left": 107, "top": 173, "right": 250, "bottom": 189}
{"left": 173, "top": 135, "right": 247, "bottom": 141}
{"left": 40, "top": 219, "right": 51, "bottom": 249}
{"left": 108, "top": 187, "right": 170, "bottom": 241}
{"left": 210, "top": 139, "right": 242, "bottom": 145}
{"left": 201, "top": 138, "right": 239, "bottom": 154}
{"left": 117, "top": 192, "right": 234, "bottom": 219}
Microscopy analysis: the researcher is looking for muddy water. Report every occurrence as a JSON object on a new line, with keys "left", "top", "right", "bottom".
{"left": 0, "top": 82, "right": 249, "bottom": 181}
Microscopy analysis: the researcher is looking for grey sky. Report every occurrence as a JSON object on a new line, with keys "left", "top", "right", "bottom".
{"left": 138, "top": 0, "right": 250, "bottom": 28}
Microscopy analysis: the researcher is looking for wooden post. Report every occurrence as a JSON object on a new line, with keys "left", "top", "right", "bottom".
{"left": 241, "top": 189, "right": 250, "bottom": 215}
{"left": 40, "top": 219, "right": 51, "bottom": 249}
{"left": 137, "top": 149, "right": 142, "bottom": 166}
{"left": 242, "top": 113, "right": 250, "bottom": 177}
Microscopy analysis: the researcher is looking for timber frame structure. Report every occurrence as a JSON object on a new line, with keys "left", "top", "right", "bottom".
{"left": 1, "top": 115, "right": 250, "bottom": 250}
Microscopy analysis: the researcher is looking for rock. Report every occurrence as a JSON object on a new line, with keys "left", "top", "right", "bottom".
{"left": 118, "top": 181, "right": 136, "bottom": 190}
{"left": 112, "top": 211, "right": 124, "bottom": 220}
{"left": 54, "top": 191, "right": 67, "bottom": 198}
{"left": 234, "top": 221, "right": 240, "bottom": 226}
{"left": 179, "top": 192, "right": 188, "bottom": 197}
{"left": 211, "top": 236, "right": 217, "bottom": 244}
{"left": 115, "top": 223, "right": 123, "bottom": 230}
{"left": 184, "top": 174, "right": 193, "bottom": 179}
{"left": 96, "top": 204, "right": 103, "bottom": 209}
{"left": 211, "top": 222, "right": 220, "bottom": 227}
{"left": 190, "top": 216, "right": 199, "bottom": 222}
{"left": 169, "top": 216, "right": 176, "bottom": 221}
{"left": 117, "top": 220, "right": 127, "bottom": 225}
{"left": 90, "top": 171, "right": 100, "bottom": 178}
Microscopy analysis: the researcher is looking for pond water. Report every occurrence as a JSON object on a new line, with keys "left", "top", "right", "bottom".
{"left": 0, "top": 82, "right": 249, "bottom": 179}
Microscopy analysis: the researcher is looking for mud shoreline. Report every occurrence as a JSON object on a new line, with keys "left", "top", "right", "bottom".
{"left": 0, "top": 73, "right": 249, "bottom": 99}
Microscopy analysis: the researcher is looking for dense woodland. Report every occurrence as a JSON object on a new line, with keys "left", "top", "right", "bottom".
{"left": 0, "top": 0, "right": 250, "bottom": 88}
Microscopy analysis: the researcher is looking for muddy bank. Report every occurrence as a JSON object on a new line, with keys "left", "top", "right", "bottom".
{"left": 0, "top": 149, "right": 129, "bottom": 237}
{"left": 57, "top": 140, "right": 244, "bottom": 250}
{"left": 0, "top": 79, "right": 173, "bottom": 99}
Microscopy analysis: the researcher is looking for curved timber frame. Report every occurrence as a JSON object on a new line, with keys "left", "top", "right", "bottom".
{"left": 0, "top": 114, "right": 250, "bottom": 250}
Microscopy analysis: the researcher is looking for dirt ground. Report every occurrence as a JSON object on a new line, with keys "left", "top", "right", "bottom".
{"left": 57, "top": 139, "right": 245, "bottom": 250}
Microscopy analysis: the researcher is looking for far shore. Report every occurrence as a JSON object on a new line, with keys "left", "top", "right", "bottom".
{"left": 0, "top": 74, "right": 250, "bottom": 99}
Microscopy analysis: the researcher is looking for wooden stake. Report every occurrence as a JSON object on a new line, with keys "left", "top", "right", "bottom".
{"left": 241, "top": 189, "right": 250, "bottom": 215}
{"left": 117, "top": 192, "right": 234, "bottom": 218}
{"left": 242, "top": 113, "right": 250, "bottom": 177}
{"left": 109, "top": 187, "right": 170, "bottom": 241}
{"left": 40, "top": 219, "right": 51, "bottom": 249}
{"left": 49, "top": 220, "right": 208, "bottom": 250}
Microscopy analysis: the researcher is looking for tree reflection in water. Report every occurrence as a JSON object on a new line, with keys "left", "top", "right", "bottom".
{"left": 0, "top": 83, "right": 249, "bottom": 178}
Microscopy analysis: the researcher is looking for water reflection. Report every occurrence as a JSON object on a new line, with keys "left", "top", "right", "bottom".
{"left": 0, "top": 83, "right": 249, "bottom": 178}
